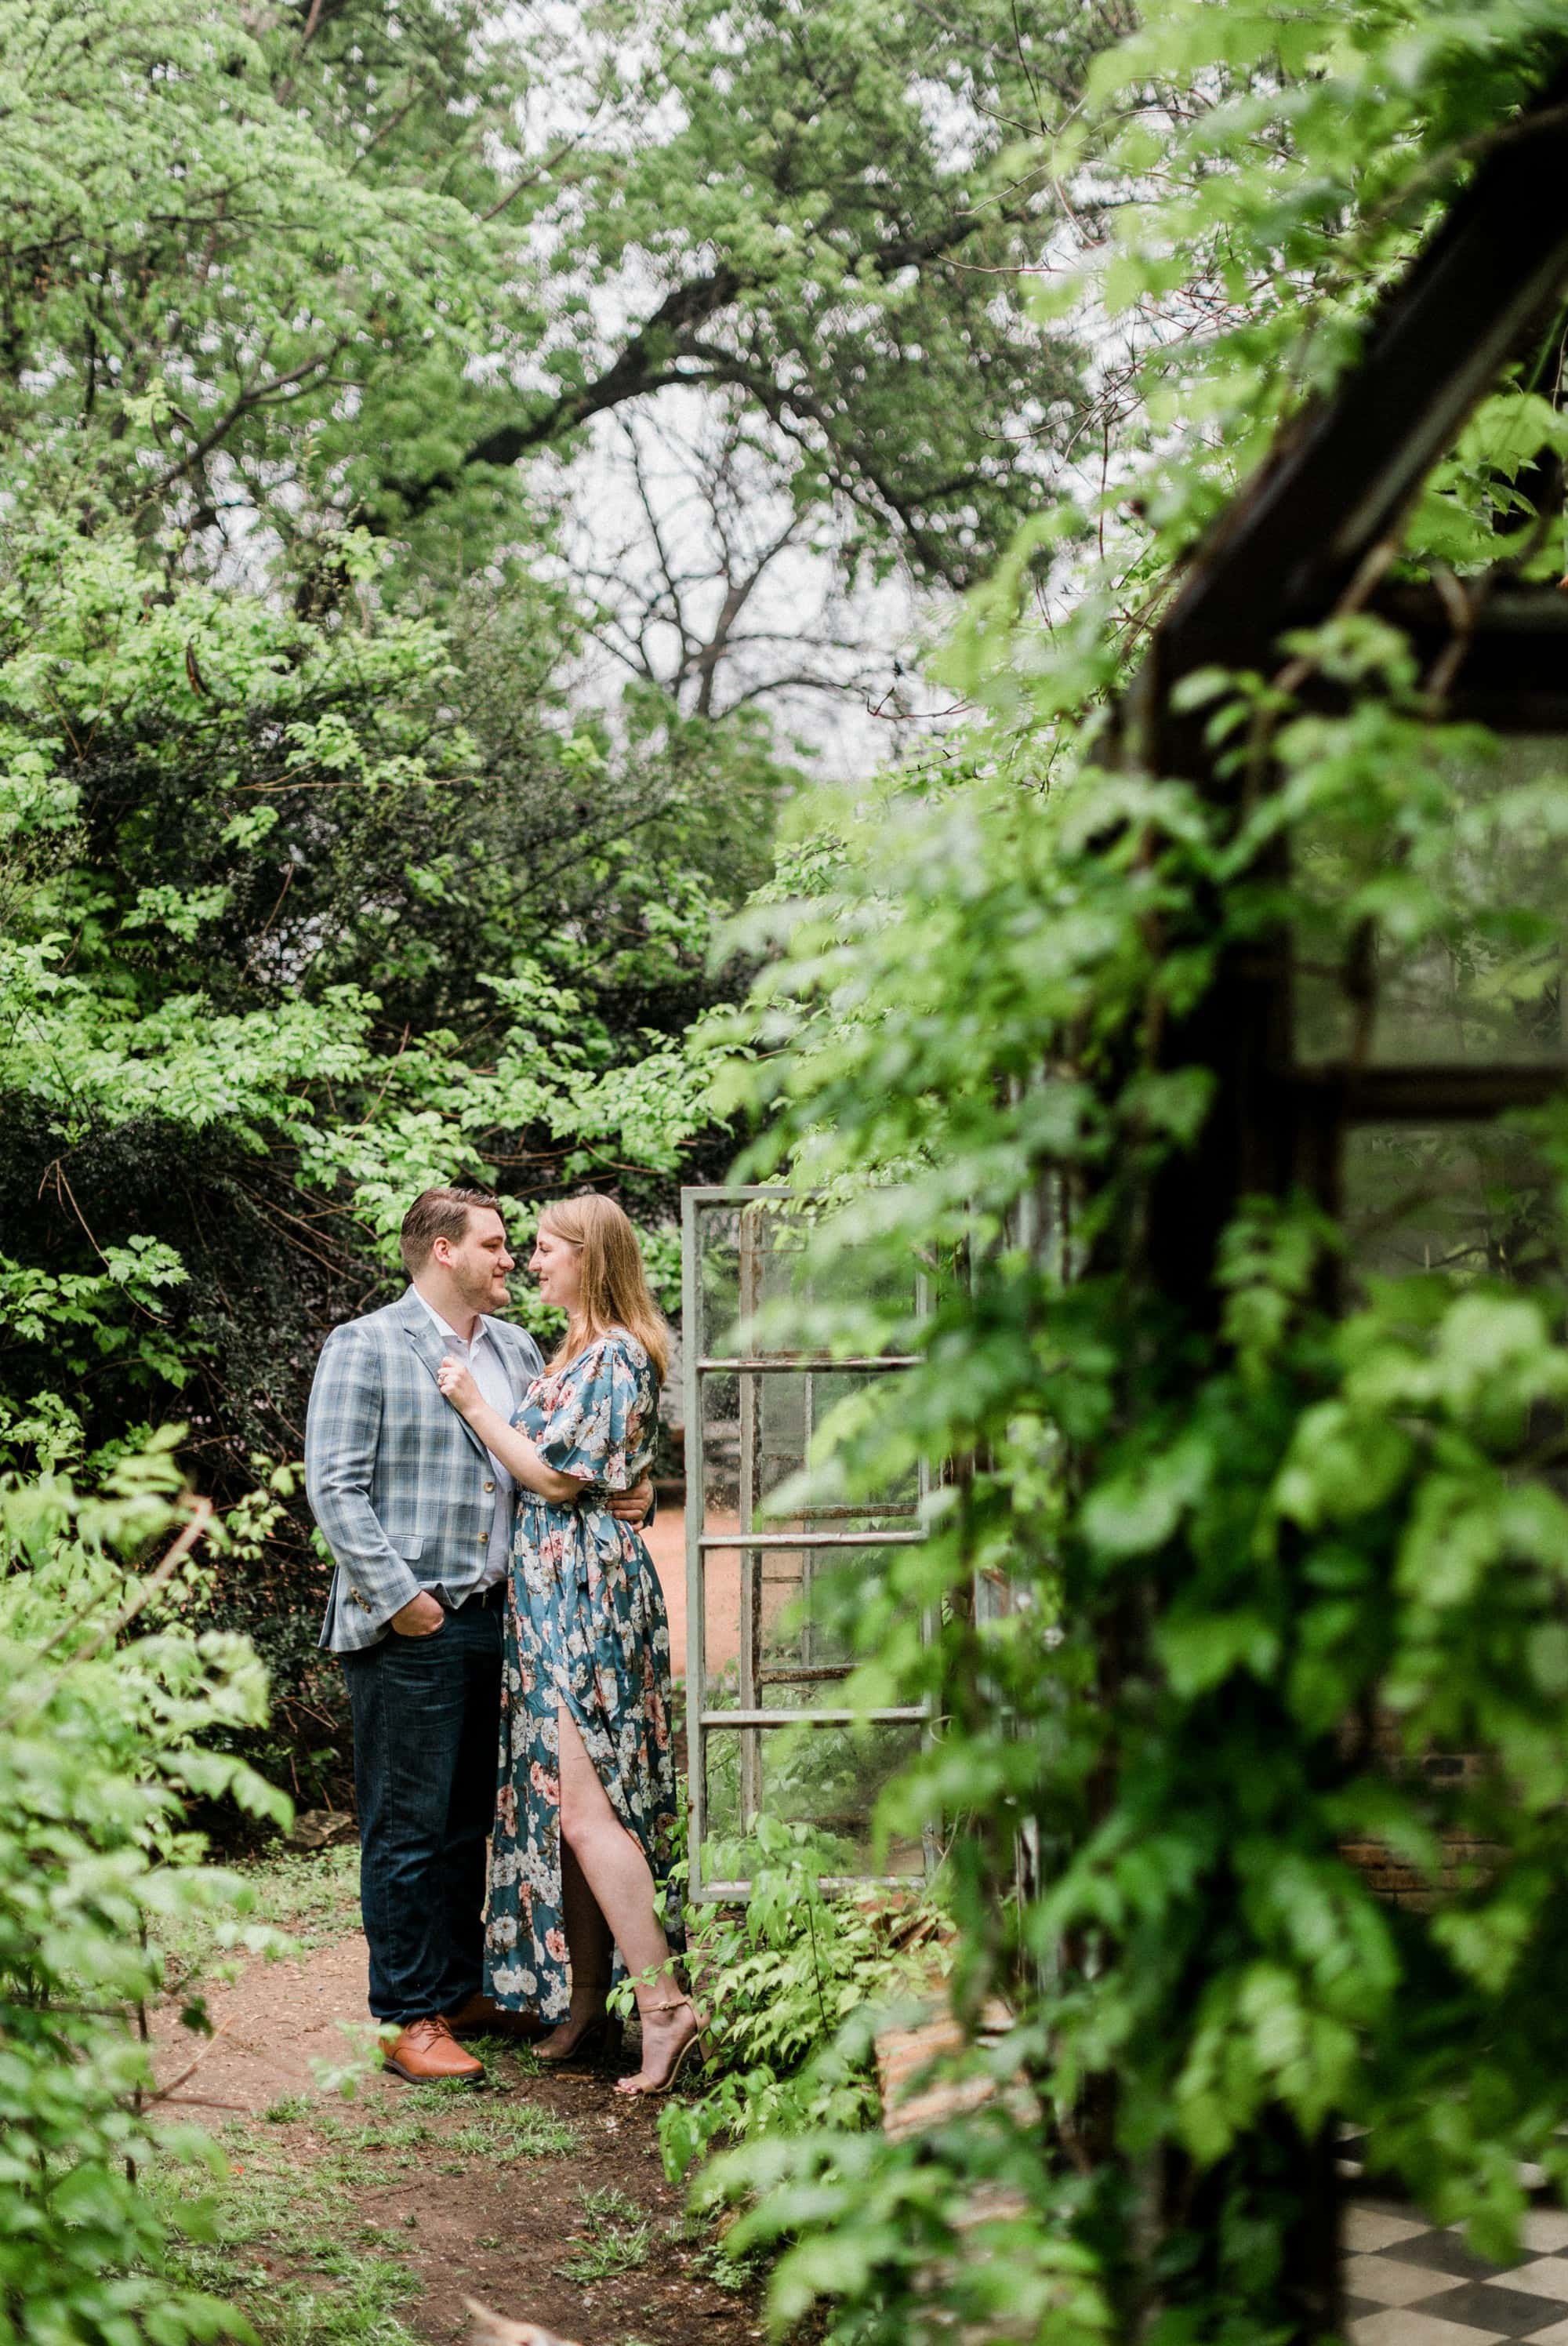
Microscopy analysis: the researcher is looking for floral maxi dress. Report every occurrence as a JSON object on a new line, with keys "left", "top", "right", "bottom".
{"left": 485, "top": 1328, "right": 679, "bottom": 2017}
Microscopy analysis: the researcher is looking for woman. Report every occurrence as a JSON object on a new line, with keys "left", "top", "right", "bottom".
{"left": 434, "top": 1193, "right": 698, "bottom": 2096}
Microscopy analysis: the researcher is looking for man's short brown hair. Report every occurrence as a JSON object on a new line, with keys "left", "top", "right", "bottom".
{"left": 398, "top": 1186, "right": 504, "bottom": 1275}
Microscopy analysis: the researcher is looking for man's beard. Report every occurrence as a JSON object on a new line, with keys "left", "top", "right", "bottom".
{"left": 457, "top": 1266, "right": 504, "bottom": 1315}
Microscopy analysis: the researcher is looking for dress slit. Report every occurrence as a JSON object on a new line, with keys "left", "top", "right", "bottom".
{"left": 483, "top": 1330, "right": 680, "bottom": 2021}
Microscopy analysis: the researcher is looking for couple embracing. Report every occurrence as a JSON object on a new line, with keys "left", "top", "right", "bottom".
{"left": 303, "top": 1185, "right": 699, "bottom": 2095}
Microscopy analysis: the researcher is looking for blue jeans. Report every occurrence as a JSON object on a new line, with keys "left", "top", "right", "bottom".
{"left": 340, "top": 1598, "right": 502, "bottom": 2023}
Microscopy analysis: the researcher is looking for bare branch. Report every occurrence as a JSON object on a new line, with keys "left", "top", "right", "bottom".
{"left": 140, "top": 347, "right": 346, "bottom": 507}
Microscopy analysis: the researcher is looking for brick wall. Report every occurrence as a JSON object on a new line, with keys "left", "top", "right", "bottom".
{"left": 1338, "top": 1741, "right": 1501, "bottom": 1909}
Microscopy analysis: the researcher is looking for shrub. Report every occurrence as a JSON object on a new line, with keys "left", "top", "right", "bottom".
{"left": 0, "top": 1434, "right": 286, "bottom": 2345}
{"left": 661, "top": 1818, "right": 947, "bottom": 2186}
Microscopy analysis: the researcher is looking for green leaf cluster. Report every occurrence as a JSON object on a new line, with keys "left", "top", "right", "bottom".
{"left": 661, "top": 1817, "right": 946, "bottom": 2191}
{"left": 0, "top": 1444, "right": 286, "bottom": 2346}
{"left": 677, "top": 7, "right": 1568, "bottom": 2341}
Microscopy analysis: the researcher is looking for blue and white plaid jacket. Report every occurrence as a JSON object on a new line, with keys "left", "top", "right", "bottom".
{"left": 305, "top": 1287, "right": 546, "bottom": 1654}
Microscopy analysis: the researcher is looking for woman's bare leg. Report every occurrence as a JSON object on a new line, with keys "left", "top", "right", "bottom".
{"left": 555, "top": 1709, "right": 673, "bottom": 1982}
{"left": 554, "top": 1708, "right": 697, "bottom": 2086}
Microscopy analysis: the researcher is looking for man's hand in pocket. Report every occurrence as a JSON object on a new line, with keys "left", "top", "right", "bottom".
{"left": 390, "top": 1590, "right": 445, "bottom": 1636}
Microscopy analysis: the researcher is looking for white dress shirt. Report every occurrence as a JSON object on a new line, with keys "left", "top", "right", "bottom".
{"left": 414, "top": 1288, "right": 517, "bottom": 1597}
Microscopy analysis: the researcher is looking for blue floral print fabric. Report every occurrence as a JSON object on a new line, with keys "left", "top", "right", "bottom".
{"left": 485, "top": 1328, "right": 679, "bottom": 2016}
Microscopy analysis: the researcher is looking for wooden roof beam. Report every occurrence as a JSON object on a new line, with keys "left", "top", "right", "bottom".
{"left": 1150, "top": 61, "right": 1568, "bottom": 688}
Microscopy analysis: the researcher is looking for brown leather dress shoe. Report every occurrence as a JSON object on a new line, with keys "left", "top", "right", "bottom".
{"left": 443, "top": 1992, "right": 549, "bottom": 2044}
{"left": 383, "top": 2015, "right": 485, "bottom": 2084}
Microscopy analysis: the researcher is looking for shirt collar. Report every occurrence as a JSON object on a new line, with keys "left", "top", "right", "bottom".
{"left": 412, "top": 1284, "right": 488, "bottom": 1353}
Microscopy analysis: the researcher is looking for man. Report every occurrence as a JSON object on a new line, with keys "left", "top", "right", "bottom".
{"left": 305, "top": 1185, "right": 653, "bottom": 2083}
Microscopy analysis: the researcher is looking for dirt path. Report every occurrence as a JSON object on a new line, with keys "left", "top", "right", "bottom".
{"left": 154, "top": 1928, "right": 764, "bottom": 2346}
{"left": 141, "top": 1495, "right": 788, "bottom": 2346}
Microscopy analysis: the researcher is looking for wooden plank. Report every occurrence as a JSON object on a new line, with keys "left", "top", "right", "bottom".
{"left": 698, "top": 1354, "right": 921, "bottom": 1371}
{"left": 1146, "top": 66, "right": 1568, "bottom": 690}
{"left": 699, "top": 1705, "right": 927, "bottom": 1728}
{"left": 1288, "top": 1062, "right": 1568, "bottom": 1119}
{"left": 699, "top": 1529, "right": 925, "bottom": 1550}
{"left": 1307, "top": 585, "right": 1568, "bottom": 733}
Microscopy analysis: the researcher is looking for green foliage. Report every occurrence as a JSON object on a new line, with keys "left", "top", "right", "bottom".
{"left": 661, "top": 1821, "right": 945, "bottom": 2188}
{"left": 0, "top": 0, "right": 1117, "bottom": 1807}
{"left": 2, "top": 0, "right": 955, "bottom": 1803}
{"left": 557, "top": 2186, "right": 653, "bottom": 2282}
{"left": 0, "top": 0, "right": 499, "bottom": 529}
{"left": 0, "top": 1, "right": 1103, "bottom": 2337}
{"left": 489, "top": 0, "right": 1102, "bottom": 589}
{"left": 713, "top": 735, "right": 1568, "bottom": 2334}
{"left": 0, "top": 0, "right": 1100, "bottom": 593}
{"left": 0, "top": 1440, "right": 287, "bottom": 2346}
{"left": 677, "top": 6, "right": 1568, "bottom": 2341}
{"left": 950, "top": 0, "right": 1568, "bottom": 721}
{"left": 709, "top": 797, "right": 1568, "bottom": 2341}
{"left": 0, "top": 499, "right": 771, "bottom": 1782}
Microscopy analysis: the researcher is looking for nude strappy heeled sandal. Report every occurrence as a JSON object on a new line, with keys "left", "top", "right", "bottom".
{"left": 613, "top": 1999, "right": 707, "bottom": 2097}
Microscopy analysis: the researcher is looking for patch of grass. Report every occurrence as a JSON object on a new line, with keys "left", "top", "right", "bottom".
{"left": 253, "top": 2261, "right": 421, "bottom": 2346}
{"left": 401, "top": 2078, "right": 487, "bottom": 2109}
{"left": 461, "top": 2034, "right": 543, "bottom": 2075}
{"left": 557, "top": 2223, "right": 652, "bottom": 2282}
{"left": 158, "top": 1843, "right": 362, "bottom": 1993}
{"left": 307, "top": 2143, "right": 429, "bottom": 2194}
{"left": 695, "top": 2239, "right": 764, "bottom": 2294}
{"left": 299, "top": 2096, "right": 573, "bottom": 2176}
{"left": 158, "top": 2143, "right": 426, "bottom": 2346}
{"left": 248, "top": 1843, "right": 361, "bottom": 1950}
{"left": 445, "top": 2106, "right": 579, "bottom": 2160}
{"left": 311, "top": 2111, "right": 438, "bottom": 2154}
{"left": 557, "top": 2181, "right": 652, "bottom": 2282}
{"left": 578, "top": 2184, "right": 644, "bottom": 2226}
{"left": 265, "top": 2095, "right": 317, "bottom": 2126}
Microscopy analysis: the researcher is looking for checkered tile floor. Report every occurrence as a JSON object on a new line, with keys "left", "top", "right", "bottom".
{"left": 1347, "top": 2202, "right": 1568, "bottom": 2342}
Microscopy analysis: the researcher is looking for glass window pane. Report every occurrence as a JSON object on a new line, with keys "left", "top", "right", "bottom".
{"left": 698, "top": 1527, "right": 922, "bottom": 1718}
{"left": 1341, "top": 1122, "right": 1564, "bottom": 1288}
{"left": 684, "top": 1192, "right": 932, "bottom": 1889}
{"left": 688, "top": 1194, "right": 923, "bottom": 1360}
{"left": 698, "top": 1362, "right": 920, "bottom": 1516}
{"left": 700, "top": 1720, "right": 926, "bottom": 1879}
{"left": 1295, "top": 736, "right": 1568, "bottom": 1066}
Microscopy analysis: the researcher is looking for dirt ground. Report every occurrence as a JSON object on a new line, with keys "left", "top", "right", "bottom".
{"left": 144, "top": 1497, "right": 795, "bottom": 2346}
{"left": 154, "top": 1927, "right": 765, "bottom": 2346}
{"left": 642, "top": 1504, "right": 797, "bottom": 1680}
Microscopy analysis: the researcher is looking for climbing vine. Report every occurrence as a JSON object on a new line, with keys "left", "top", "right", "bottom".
{"left": 686, "top": 5, "right": 1568, "bottom": 2341}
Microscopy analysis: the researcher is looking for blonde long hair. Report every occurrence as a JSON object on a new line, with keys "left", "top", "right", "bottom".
{"left": 542, "top": 1193, "right": 670, "bottom": 1383}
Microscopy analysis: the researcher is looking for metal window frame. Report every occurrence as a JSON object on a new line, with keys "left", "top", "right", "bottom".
{"left": 681, "top": 1184, "right": 936, "bottom": 1903}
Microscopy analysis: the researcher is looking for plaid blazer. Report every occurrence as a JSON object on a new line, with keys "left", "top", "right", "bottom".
{"left": 305, "top": 1287, "right": 545, "bottom": 1654}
